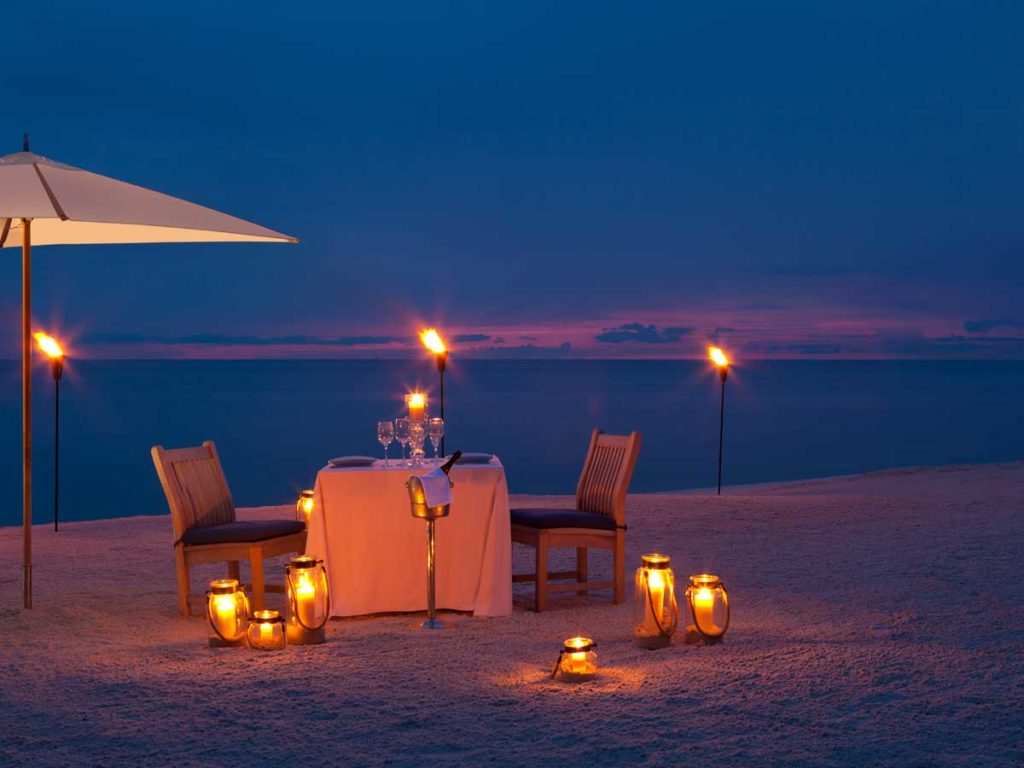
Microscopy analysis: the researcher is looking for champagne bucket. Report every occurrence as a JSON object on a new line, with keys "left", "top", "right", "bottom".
{"left": 405, "top": 451, "right": 460, "bottom": 629}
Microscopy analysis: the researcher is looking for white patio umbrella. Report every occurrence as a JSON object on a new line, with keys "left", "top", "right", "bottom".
{"left": 1, "top": 136, "right": 297, "bottom": 609}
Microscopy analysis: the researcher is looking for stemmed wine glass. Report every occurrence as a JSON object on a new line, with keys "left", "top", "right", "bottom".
{"left": 409, "top": 420, "right": 426, "bottom": 467}
{"left": 394, "top": 418, "right": 410, "bottom": 466}
{"left": 427, "top": 417, "right": 444, "bottom": 463}
{"left": 377, "top": 420, "right": 394, "bottom": 467}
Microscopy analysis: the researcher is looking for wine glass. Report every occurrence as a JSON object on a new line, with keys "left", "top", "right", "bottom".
{"left": 427, "top": 417, "right": 444, "bottom": 463}
{"left": 409, "top": 420, "right": 426, "bottom": 467}
{"left": 377, "top": 420, "right": 394, "bottom": 467}
{"left": 394, "top": 418, "right": 410, "bottom": 466}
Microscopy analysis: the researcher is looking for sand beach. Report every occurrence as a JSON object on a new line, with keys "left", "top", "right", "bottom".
{"left": 2, "top": 461, "right": 1021, "bottom": 766}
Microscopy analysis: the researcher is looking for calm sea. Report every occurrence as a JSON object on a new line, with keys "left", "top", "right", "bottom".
{"left": 2, "top": 359, "right": 1023, "bottom": 527}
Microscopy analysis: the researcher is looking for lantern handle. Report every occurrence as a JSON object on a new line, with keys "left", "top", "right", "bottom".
{"left": 550, "top": 651, "right": 565, "bottom": 679}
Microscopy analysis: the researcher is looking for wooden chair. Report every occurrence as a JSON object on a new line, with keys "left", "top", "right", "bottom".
{"left": 511, "top": 429, "right": 641, "bottom": 611}
{"left": 151, "top": 441, "right": 307, "bottom": 617}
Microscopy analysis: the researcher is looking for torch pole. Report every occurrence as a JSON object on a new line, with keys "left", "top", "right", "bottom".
{"left": 54, "top": 372, "right": 60, "bottom": 532}
{"left": 717, "top": 370, "right": 727, "bottom": 496}
{"left": 22, "top": 217, "right": 32, "bottom": 609}
{"left": 437, "top": 351, "right": 447, "bottom": 457}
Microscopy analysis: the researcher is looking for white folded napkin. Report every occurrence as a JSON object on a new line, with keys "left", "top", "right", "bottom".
{"left": 418, "top": 467, "right": 452, "bottom": 507}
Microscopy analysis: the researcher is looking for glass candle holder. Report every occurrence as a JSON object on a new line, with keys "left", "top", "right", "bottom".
{"left": 408, "top": 420, "right": 427, "bottom": 466}
{"left": 296, "top": 490, "right": 315, "bottom": 524}
{"left": 405, "top": 392, "right": 427, "bottom": 422}
{"left": 552, "top": 636, "right": 598, "bottom": 681}
{"left": 206, "top": 578, "right": 249, "bottom": 647}
{"left": 633, "top": 553, "right": 679, "bottom": 649}
{"left": 285, "top": 556, "right": 329, "bottom": 645}
{"left": 685, "top": 574, "right": 730, "bottom": 643}
{"left": 248, "top": 609, "right": 286, "bottom": 651}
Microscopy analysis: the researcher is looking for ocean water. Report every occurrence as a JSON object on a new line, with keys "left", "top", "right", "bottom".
{"left": 1, "top": 359, "right": 1023, "bottom": 527}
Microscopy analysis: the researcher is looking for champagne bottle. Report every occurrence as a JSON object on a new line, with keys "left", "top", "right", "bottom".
{"left": 440, "top": 451, "right": 462, "bottom": 475}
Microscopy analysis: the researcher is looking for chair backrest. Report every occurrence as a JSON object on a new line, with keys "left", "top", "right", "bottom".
{"left": 151, "top": 440, "right": 237, "bottom": 543}
{"left": 575, "top": 429, "right": 642, "bottom": 525}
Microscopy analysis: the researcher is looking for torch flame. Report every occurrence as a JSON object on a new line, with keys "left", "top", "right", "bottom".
{"left": 708, "top": 346, "right": 729, "bottom": 368}
{"left": 420, "top": 328, "right": 447, "bottom": 355}
{"left": 34, "top": 332, "right": 64, "bottom": 359}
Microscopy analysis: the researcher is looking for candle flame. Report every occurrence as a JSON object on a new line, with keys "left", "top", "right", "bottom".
{"left": 296, "top": 571, "right": 316, "bottom": 597}
{"left": 34, "top": 332, "right": 64, "bottom": 359}
{"left": 694, "top": 587, "right": 715, "bottom": 604}
{"left": 213, "top": 593, "right": 236, "bottom": 614}
{"left": 708, "top": 346, "right": 729, "bottom": 368}
{"left": 420, "top": 328, "right": 447, "bottom": 355}
{"left": 408, "top": 392, "right": 426, "bottom": 407}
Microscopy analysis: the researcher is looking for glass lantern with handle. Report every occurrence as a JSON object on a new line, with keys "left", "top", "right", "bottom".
{"left": 296, "top": 489, "right": 315, "bottom": 525}
{"left": 206, "top": 578, "right": 250, "bottom": 647}
{"left": 285, "top": 556, "right": 330, "bottom": 645}
{"left": 685, "top": 573, "right": 730, "bottom": 644}
{"left": 552, "top": 636, "right": 598, "bottom": 681}
{"left": 633, "top": 553, "right": 679, "bottom": 649}
{"left": 248, "top": 609, "right": 286, "bottom": 651}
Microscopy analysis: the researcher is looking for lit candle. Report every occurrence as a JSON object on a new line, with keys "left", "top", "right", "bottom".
{"left": 407, "top": 392, "right": 426, "bottom": 421}
{"left": 562, "top": 636, "right": 597, "bottom": 677}
{"left": 294, "top": 570, "right": 317, "bottom": 627}
{"left": 647, "top": 568, "right": 666, "bottom": 627}
{"left": 693, "top": 586, "right": 718, "bottom": 634}
{"left": 259, "top": 621, "right": 273, "bottom": 643}
{"left": 213, "top": 593, "right": 237, "bottom": 634}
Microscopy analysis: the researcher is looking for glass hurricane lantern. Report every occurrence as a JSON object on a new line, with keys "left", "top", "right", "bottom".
{"left": 633, "top": 553, "right": 679, "bottom": 649}
{"left": 248, "top": 609, "right": 286, "bottom": 651}
{"left": 285, "top": 555, "right": 330, "bottom": 645}
{"left": 206, "top": 578, "right": 250, "bottom": 648}
{"left": 552, "top": 636, "right": 598, "bottom": 681}
{"left": 685, "top": 573, "right": 730, "bottom": 644}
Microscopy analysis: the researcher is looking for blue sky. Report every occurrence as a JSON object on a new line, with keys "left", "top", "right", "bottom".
{"left": 2, "top": 1, "right": 1022, "bottom": 358}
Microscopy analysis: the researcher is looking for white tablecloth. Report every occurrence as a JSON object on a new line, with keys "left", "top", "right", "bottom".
{"left": 305, "top": 459, "right": 512, "bottom": 618}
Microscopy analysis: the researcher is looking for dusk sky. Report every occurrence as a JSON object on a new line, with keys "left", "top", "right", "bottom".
{"left": 2, "top": 1, "right": 1023, "bottom": 359}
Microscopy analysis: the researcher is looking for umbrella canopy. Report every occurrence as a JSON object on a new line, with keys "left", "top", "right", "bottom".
{"left": 1, "top": 139, "right": 296, "bottom": 610}
{"left": 0, "top": 150, "right": 295, "bottom": 246}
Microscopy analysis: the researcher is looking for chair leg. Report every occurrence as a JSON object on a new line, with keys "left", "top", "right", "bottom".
{"left": 174, "top": 544, "right": 191, "bottom": 617}
{"left": 576, "top": 547, "right": 588, "bottom": 596}
{"left": 613, "top": 529, "right": 626, "bottom": 604}
{"left": 535, "top": 538, "right": 549, "bottom": 612}
{"left": 249, "top": 546, "right": 266, "bottom": 611}
{"left": 227, "top": 560, "right": 240, "bottom": 581}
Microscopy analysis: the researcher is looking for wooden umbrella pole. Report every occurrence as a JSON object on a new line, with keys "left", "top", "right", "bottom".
{"left": 22, "top": 218, "right": 32, "bottom": 609}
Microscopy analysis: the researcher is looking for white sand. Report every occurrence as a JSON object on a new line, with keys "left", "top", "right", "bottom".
{"left": 2, "top": 462, "right": 1022, "bottom": 767}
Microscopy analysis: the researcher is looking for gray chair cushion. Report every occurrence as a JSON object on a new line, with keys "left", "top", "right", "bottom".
{"left": 510, "top": 508, "right": 617, "bottom": 531}
{"left": 181, "top": 519, "right": 306, "bottom": 546}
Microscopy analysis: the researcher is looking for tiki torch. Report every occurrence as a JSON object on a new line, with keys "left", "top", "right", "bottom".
{"left": 419, "top": 328, "right": 448, "bottom": 455}
{"left": 34, "top": 332, "right": 65, "bottom": 531}
{"left": 708, "top": 346, "right": 730, "bottom": 496}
